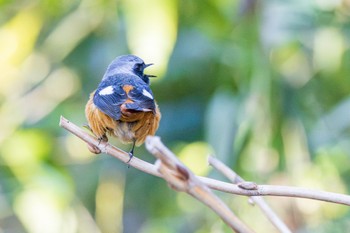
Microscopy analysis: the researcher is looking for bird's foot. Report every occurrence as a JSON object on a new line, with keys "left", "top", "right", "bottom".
{"left": 87, "top": 143, "right": 101, "bottom": 154}
{"left": 127, "top": 151, "right": 133, "bottom": 164}
{"left": 97, "top": 135, "right": 108, "bottom": 145}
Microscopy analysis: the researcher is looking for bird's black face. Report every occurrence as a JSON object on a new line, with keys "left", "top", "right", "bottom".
{"left": 133, "top": 62, "right": 155, "bottom": 85}
{"left": 133, "top": 62, "right": 146, "bottom": 79}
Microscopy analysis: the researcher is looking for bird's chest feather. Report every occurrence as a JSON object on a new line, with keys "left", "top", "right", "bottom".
{"left": 112, "top": 121, "right": 136, "bottom": 144}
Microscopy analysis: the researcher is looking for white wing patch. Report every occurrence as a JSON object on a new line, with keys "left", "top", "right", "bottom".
{"left": 142, "top": 89, "right": 154, "bottom": 99}
{"left": 99, "top": 86, "right": 114, "bottom": 95}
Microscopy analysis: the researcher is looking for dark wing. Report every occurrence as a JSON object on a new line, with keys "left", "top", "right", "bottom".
{"left": 93, "top": 76, "right": 156, "bottom": 120}
{"left": 125, "top": 80, "right": 156, "bottom": 113}
{"left": 93, "top": 84, "right": 126, "bottom": 120}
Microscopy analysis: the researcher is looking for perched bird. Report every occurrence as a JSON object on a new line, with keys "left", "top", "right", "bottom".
{"left": 85, "top": 55, "right": 161, "bottom": 161}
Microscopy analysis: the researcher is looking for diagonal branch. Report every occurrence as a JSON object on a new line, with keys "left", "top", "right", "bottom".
{"left": 146, "top": 136, "right": 254, "bottom": 232}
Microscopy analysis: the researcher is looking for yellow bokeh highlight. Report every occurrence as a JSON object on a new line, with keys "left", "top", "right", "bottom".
{"left": 178, "top": 141, "right": 212, "bottom": 176}
{"left": 271, "top": 44, "right": 311, "bottom": 87}
{"left": 95, "top": 170, "right": 125, "bottom": 233}
{"left": 14, "top": 186, "right": 75, "bottom": 233}
{"left": 0, "top": 8, "right": 42, "bottom": 66}
{"left": 0, "top": 129, "right": 51, "bottom": 167}
{"left": 15, "top": 189, "right": 64, "bottom": 233}
{"left": 123, "top": 0, "right": 178, "bottom": 77}
{"left": 313, "top": 27, "right": 344, "bottom": 73}
{"left": 65, "top": 134, "right": 95, "bottom": 162}
{"left": 13, "top": 166, "right": 75, "bottom": 233}
{"left": 0, "top": 8, "right": 43, "bottom": 94}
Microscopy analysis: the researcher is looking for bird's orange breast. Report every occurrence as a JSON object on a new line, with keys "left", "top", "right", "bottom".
{"left": 85, "top": 91, "right": 161, "bottom": 145}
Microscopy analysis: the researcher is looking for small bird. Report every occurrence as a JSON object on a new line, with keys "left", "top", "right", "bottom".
{"left": 85, "top": 55, "right": 161, "bottom": 161}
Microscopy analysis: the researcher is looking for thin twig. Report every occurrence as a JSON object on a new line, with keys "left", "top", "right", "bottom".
{"left": 146, "top": 136, "right": 254, "bottom": 233}
{"left": 59, "top": 116, "right": 350, "bottom": 206}
{"left": 59, "top": 116, "right": 160, "bottom": 176}
{"left": 208, "top": 156, "right": 292, "bottom": 233}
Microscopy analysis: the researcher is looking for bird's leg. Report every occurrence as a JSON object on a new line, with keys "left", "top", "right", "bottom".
{"left": 97, "top": 134, "right": 108, "bottom": 144}
{"left": 127, "top": 139, "right": 136, "bottom": 164}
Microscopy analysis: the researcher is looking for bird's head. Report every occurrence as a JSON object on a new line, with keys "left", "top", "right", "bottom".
{"left": 103, "top": 55, "right": 156, "bottom": 84}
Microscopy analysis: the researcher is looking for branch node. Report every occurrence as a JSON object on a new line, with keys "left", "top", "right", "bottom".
{"left": 176, "top": 164, "right": 190, "bottom": 181}
{"left": 238, "top": 182, "right": 258, "bottom": 190}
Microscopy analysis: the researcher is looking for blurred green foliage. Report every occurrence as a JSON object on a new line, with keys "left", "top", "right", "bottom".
{"left": 1, "top": 0, "right": 350, "bottom": 232}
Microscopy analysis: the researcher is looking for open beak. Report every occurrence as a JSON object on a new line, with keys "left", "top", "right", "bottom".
{"left": 144, "top": 63, "right": 157, "bottom": 78}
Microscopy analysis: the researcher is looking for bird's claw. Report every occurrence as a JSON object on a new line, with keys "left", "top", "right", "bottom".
{"left": 127, "top": 152, "right": 133, "bottom": 163}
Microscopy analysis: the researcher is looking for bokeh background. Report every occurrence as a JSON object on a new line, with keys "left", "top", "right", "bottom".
{"left": 1, "top": 0, "right": 350, "bottom": 232}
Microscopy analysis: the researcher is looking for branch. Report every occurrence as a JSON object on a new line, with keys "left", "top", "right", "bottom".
{"left": 209, "top": 156, "right": 291, "bottom": 233}
{"left": 59, "top": 116, "right": 160, "bottom": 176}
{"left": 59, "top": 116, "right": 350, "bottom": 207}
{"left": 145, "top": 136, "right": 254, "bottom": 232}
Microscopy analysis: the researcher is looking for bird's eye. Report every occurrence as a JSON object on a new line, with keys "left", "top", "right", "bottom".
{"left": 135, "top": 63, "right": 143, "bottom": 72}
